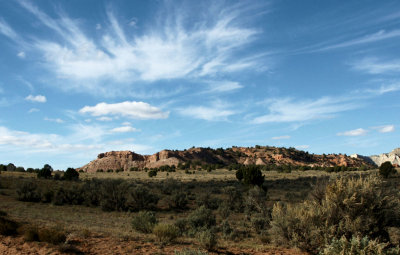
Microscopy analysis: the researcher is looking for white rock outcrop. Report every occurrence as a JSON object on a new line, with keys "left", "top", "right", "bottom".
{"left": 369, "top": 148, "right": 400, "bottom": 167}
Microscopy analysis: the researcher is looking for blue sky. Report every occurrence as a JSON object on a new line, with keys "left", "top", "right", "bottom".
{"left": 1, "top": 0, "right": 400, "bottom": 169}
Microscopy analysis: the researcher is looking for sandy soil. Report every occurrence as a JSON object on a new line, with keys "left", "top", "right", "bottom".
{"left": 0, "top": 234, "right": 308, "bottom": 255}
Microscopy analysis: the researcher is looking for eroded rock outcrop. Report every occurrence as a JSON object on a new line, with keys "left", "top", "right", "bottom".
{"left": 369, "top": 148, "right": 400, "bottom": 167}
{"left": 79, "top": 146, "right": 373, "bottom": 173}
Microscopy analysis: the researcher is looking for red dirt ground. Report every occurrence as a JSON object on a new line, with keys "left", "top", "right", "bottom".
{"left": 0, "top": 234, "right": 308, "bottom": 255}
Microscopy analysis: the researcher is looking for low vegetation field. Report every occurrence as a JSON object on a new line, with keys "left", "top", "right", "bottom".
{"left": 0, "top": 167, "right": 399, "bottom": 254}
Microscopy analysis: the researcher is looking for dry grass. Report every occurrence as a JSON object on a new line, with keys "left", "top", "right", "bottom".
{"left": 0, "top": 168, "right": 386, "bottom": 254}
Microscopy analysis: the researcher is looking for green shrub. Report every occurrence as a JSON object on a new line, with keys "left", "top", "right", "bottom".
{"left": 63, "top": 168, "right": 79, "bottom": 181}
{"left": 52, "top": 185, "right": 84, "bottom": 206}
{"left": 99, "top": 180, "right": 130, "bottom": 211}
{"left": 174, "top": 249, "right": 209, "bottom": 255}
{"left": 197, "top": 192, "right": 220, "bottom": 210}
{"left": 197, "top": 229, "right": 217, "bottom": 251}
{"left": 148, "top": 169, "right": 157, "bottom": 177}
{"left": 131, "top": 211, "right": 157, "bottom": 233}
{"left": 16, "top": 181, "right": 40, "bottom": 202}
{"left": 37, "top": 164, "right": 53, "bottom": 179}
{"left": 21, "top": 225, "right": 40, "bottom": 242}
{"left": 126, "top": 185, "right": 159, "bottom": 212}
{"left": 321, "top": 236, "right": 400, "bottom": 255}
{"left": 186, "top": 206, "right": 216, "bottom": 236}
{"left": 153, "top": 223, "right": 180, "bottom": 244}
{"left": 38, "top": 228, "right": 67, "bottom": 244}
{"left": 0, "top": 215, "right": 18, "bottom": 236}
{"left": 380, "top": 161, "right": 396, "bottom": 178}
{"left": 169, "top": 191, "right": 188, "bottom": 210}
{"left": 244, "top": 186, "right": 268, "bottom": 216}
{"left": 269, "top": 176, "right": 400, "bottom": 254}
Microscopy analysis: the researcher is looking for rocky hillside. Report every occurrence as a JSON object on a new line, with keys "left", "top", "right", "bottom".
{"left": 368, "top": 148, "right": 400, "bottom": 167}
{"left": 79, "top": 146, "right": 374, "bottom": 173}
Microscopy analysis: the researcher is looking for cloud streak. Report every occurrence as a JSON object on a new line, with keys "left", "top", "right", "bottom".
{"left": 337, "top": 128, "right": 368, "bottom": 136}
{"left": 253, "top": 97, "right": 358, "bottom": 124}
{"left": 79, "top": 101, "right": 169, "bottom": 120}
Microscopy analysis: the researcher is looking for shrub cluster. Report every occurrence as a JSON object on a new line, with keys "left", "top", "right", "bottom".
{"left": 269, "top": 176, "right": 400, "bottom": 254}
{"left": 15, "top": 179, "right": 159, "bottom": 212}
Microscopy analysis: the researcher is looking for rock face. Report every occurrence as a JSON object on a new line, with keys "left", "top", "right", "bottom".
{"left": 369, "top": 148, "right": 400, "bottom": 167}
{"left": 78, "top": 146, "right": 374, "bottom": 173}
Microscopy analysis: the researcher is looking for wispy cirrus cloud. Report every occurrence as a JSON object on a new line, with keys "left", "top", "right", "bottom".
{"left": 253, "top": 96, "right": 358, "bottom": 124}
{"left": 337, "top": 128, "right": 368, "bottom": 136}
{"left": 177, "top": 101, "right": 236, "bottom": 121}
{"left": 79, "top": 101, "right": 169, "bottom": 120}
{"left": 6, "top": 1, "right": 265, "bottom": 95}
{"left": 204, "top": 80, "right": 243, "bottom": 93}
{"left": 44, "top": 117, "right": 64, "bottom": 123}
{"left": 352, "top": 57, "right": 400, "bottom": 74}
{"left": 317, "top": 29, "right": 400, "bottom": 52}
{"left": 271, "top": 135, "right": 290, "bottom": 140}
{"left": 0, "top": 18, "right": 19, "bottom": 41}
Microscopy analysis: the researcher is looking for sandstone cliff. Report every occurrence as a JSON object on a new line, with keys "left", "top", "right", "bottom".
{"left": 79, "top": 146, "right": 373, "bottom": 173}
{"left": 369, "top": 148, "right": 400, "bottom": 167}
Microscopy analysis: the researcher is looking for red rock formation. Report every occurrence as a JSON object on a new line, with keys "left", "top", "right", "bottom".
{"left": 78, "top": 146, "right": 374, "bottom": 173}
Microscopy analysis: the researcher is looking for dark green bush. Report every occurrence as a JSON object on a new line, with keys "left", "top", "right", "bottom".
{"left": 169, "top": 191, "right": 188, "bottom": 210}
{"left": 38, "top": 228, "right": 67, "bottom": 244}
{"left": 0, "top": 215, "right": 18, "bottom": 236}
{"left": 380, "top": 161, "right": 396, "bottom": 178}
{"left": 186, "top": 206, "right": 216, "bottom": 236}
{"left": 197, "top": 192, "right": 220, "bottom": 210}
{"left": 126, "top": 185, "right": 159, "bottom": 212}
{"left": 17, "top": 181, "right": 40, "bottom": 202}
{"left": 37, "top": 164, "right": 53, "bottom": 179}
{"left": 131, "top": 211, "right": 157, "bottom": 233}
{"left": 63, "top": 167, "right": 79, "bottom": 181}
{"left": 99, "top": 180, "right": 130, "bottom": 211}
{"left": 148, "top": 169, "right": 157, "bottom": 177}
{"left": 53, "top": 185, "right": 84, "bottom": 206}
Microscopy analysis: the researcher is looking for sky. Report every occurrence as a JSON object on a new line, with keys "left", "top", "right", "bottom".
{"left": 1, "top": 0, "right": 400, "bottom": 169}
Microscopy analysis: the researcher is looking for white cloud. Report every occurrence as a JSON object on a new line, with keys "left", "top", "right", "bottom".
{"left": 271, "top": 135, "right": 291, "bottom": 140}
{"left": 17, "top": 51, "right": 26, "bottom": 58}
{"left": 206, "top": 81, "right": 243, "bottom": 93}
{"left": 28, "top": 108, "right": 39, "bottom": 113}
{"left": 352, "top": 57, "right": 400, "bottom": 74}
{"left": 0, "top": 18, "right": 18, "bottom": 40}
{"left": 0, "top": 125, "right": 150, "bottom": 155}
{"left": 110, "top": 126, "right": 140, "bottom": 133}
{"left": 337, "top": 128, "right": 368, "bottom": 136}
{"left": 364, "top": 83, "right": 400, "bottom": 96}
{"left": 373, "top": 125, "right": 395, "bottom": 133}
{"left": 253, "top": 97, "right": 358, "bottom": 123}
{"left": 13, "top": 2, "right": 264, "bottom": 95}
{"left": 79, "top": 101, "right": 169, "bottom": 119}
{"left": 178, "top": 103, "right": 235, "bottom": 121}
{"left": 25, "top": 94, "right": 47, "bottom": 103}
{"left": 122, "top": 122, "right": 130, "bottom": 126}
{"left": 44, "top": 117, "right": 64, "bottom": 124}
{"left": 295, "top": 145, "right": 309, "bottom": 150}
{"left": 128, "top": 18, "right": 138, "bottom": 27}
{"left": 318, "top": 29, "right": 400, "bottom": 51}
{"left": 97, "top": 116, "right": 113, "bottom": 122}
{"left": 0, "top": 126, "right": 97, "bottom": 152}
